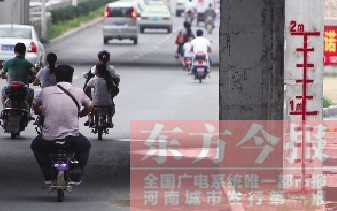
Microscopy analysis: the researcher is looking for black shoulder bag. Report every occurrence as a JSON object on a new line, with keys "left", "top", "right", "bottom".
{"left": 57, "top": 85, "right": 81, "bottom": 118}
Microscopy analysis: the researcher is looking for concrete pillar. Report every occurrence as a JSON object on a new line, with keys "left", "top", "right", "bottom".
{"left": 283, "top": 0, "right": 324, "bottom": 206}
{"left": 219, "top": 0, "right": 285, "bottom": 120}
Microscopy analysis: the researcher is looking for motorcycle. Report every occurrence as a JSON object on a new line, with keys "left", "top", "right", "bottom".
{"left": 205, "top": 16, "right": 214, "bottom": 34}
{"left": 33, "top": 139, "right": 81, "bottom": 202}
{"left": 0, "top": 62, "right": 42, "bottom": 139}
{"left": 0, "top": 81, "right": 30, "bottom": 139}
{"left": 91, "top": 106, "right": 110, "bottom": 140}
{"left": 191, "top": 51, "right": 209, "bottom": 83}
{"left": 83, "top": 72, "right": 120, "bottom": 140}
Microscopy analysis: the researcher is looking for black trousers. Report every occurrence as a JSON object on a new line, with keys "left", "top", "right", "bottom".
{"left": 31, "top": 133, "right": 91, "bottom": 180}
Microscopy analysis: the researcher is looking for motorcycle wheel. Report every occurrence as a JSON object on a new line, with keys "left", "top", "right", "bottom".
{"left": 57, "top": 189, "right": 64, "bottom": 202}
{"left": 199, "top": 78, "right": 202, "bottom": 83}
{"left": 98, "top": 129, "right": 103, "bottom": 140}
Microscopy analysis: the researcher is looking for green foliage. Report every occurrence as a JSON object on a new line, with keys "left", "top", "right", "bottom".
{"left": 44, "top": 6, "right": 105, "bottom": 40}
{"left": 51, "top": 0, "right": 113, "bottom": 24}
{"left": 323, "top": 96, "right": 332, "bottom": 108}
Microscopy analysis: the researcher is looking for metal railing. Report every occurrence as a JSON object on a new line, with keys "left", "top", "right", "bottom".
{"left": 29, "top": 0, "right": 89, "bottom": 12}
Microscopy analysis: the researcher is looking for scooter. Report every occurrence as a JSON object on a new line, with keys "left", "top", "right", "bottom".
{"left": 191, "top": 51, "right": 209, "bottom": 83}
{"left": 34, "top": 139, "right": 81, "bottom": 202}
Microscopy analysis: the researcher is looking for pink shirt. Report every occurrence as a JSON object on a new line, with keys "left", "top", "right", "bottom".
{"left": 33, "top": 83, "right": 92, "bottom": 141}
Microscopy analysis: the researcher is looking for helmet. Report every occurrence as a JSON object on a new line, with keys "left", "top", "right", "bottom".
{"left": 98, "top": 50, "right": 110, "bottom": 60}
{"left": 196, "top": 29, "right": 203, "bottom": 36}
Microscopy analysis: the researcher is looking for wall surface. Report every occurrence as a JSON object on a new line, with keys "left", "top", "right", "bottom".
{"left": 219, "top": 0, "right": 285, "bottom": 120}
{"left": 0, "top": 0, "right": 30, "bottom": 25}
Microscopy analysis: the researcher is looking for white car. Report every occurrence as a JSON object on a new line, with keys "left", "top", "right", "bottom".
{"left": 0, "top": 24, "right": 46, "bottom": 65}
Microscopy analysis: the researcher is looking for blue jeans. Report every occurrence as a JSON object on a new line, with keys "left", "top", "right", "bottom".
{"left": 1, "top": 86, "right": 34, "bottom": 99}
{"left": 31, "top": 133, "right": 91, "bottom": 180}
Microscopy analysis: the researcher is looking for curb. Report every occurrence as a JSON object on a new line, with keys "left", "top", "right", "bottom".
{"left": 48, "top": 17, "right": 104, "bottom": 44}
{"left": 323, "top": 105, "right": 337, "bottom": 118}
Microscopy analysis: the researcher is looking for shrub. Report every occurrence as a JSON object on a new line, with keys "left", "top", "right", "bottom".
{"left": 51, "top": 0, "right": 115, "bottom": 24}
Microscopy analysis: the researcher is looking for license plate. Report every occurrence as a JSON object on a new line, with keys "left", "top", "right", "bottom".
{"left": 97, "top": 110, "right": 106, "bottom": 115}
{"left": 197, "top": 68, "right": 204, "bottom": 72}
{"left": 1, "top": 45, "right": 15, "bottom": 51}
{"left": 5, "top": 125, "right": 20, "bottom": 133}
{"left": 114, "top": 22, "right": 126, "bottom": 26}
{"left": 52, "top": 162, "right": 69, "bottom": 171}
{"left": 151, "top": 17, "right": 159, "bottom": 21}
{"left": 8, "top": 116, "right": 20, "bottom": 126}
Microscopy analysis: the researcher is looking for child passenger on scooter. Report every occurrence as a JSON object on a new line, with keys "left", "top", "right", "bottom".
{"left": 84, "top": 63, "right": 113, "bottom": 128}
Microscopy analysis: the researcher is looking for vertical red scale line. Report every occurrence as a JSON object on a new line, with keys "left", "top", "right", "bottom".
{"left": 301, "top": 34, "right": 308, "bottom": 194}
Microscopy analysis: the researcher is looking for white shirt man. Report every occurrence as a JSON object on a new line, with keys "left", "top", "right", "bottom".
{"left": 184, "top": 1, "right": 195, "bottom": 12}
{"left": 190, "top": 33, "right": 212, "bottom": 72}
{"left": 190, "top": 36, "right": 211, "bottom": 56}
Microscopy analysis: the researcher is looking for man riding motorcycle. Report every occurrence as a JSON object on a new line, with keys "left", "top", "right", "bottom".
{"left": 184, "top": 0, "right": 195, "bottom": 21}
{"left": 32, "top": 64, "right": 93, "bottom": 185}
{"left": 204, "top": 3, "right": 216, "bottom": 29}
{"left": 83, "top": 50, "right": 119, "bottom": 127}
{"left": 190, "top": 29, "right": 212, "bottom": 74}
{"left": 0, "top": 43, "right": 36, "bottom": 120}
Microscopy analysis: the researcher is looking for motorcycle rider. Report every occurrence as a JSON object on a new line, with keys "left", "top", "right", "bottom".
{"left": 190, "top": 29, "right": 212, "bottom": 74}
{"left": 84, "top": 63, "right": 114, "bottom": 128}
{"left": 184, "top": 0, "right": 195, "bottom": 21}
{"left": 0, "top": 43, "right": 36, "bottom": 120}
{"left": 204, "top": 3, "right": 216, "bottom": 29}
{"left": 83, "top": 50, "right": 119, "bottom": 127}
{"left": 31, "top": 64, "right": 93, "bottom": 185}
{"left": 33, "top": 52, "right": 58, "bottom": 88}
{"left": 182, "top": 35, "right": 194, "bottom": 70}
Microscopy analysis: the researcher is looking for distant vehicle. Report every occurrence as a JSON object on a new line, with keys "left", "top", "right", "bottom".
{"left": 118, "top": 0, "right": 145, "bottom": 14}
{"left": 139, "top": 4, "right": 173, "bottom": 33}
{"left": 103, "top": 1, "right": 139, "bottom": 45}
{"left": 175, "top": 0, "right": 188, "bottom": 16}
{"left": 0, "top": 24, "right": 46, "bottom": 65}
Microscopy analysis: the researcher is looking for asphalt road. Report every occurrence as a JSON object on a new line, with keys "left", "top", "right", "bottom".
{"left": 44, "top": 16, "right": 220, "bottom": 66}
{"left": 0, "top": 64, "right": 219, "bottom": 210}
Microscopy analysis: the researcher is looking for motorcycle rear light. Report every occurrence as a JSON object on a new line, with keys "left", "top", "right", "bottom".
{"left": 198, "top": 60, "right": 204, "bottom": 64}
{"left": 10, "top": 81, "right": 22, "bottom": 89}
{"left": 104, "top": 5, "right": 110, "bottom": 18}
{"left": 28, "top": 41, "right": 36, "bottom": 53}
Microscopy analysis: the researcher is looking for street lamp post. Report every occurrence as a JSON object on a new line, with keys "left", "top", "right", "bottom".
{"left": 41, "top": 0, "right": 47, "bottom": 37}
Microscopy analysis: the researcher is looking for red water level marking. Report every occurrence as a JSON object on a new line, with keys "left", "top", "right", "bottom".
{"left": 288, "top": 20, "right": 321, "bottom": 194}
{"left": 289, "top": 21, "right": 320, "bottom": 120}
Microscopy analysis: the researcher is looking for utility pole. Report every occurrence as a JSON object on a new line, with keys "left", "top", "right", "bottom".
{"left": 41, "top": 0, "right": 47, "bottom": 37}
{"left": 72, "top": 0, "right": 78, "bottom": 6}
{"left": 219, "top": 0, "right": 324, "bottom": 208}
